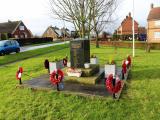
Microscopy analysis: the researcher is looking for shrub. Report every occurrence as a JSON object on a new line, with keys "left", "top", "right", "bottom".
{"left": 1, "top": 33, "right": 8, "bottom": 40}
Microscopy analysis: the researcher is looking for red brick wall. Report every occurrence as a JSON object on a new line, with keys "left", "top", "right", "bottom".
{"left": 91, "top": 41, "right": 160, "bottom": 49}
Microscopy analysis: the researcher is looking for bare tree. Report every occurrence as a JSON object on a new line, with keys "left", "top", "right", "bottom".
{"left": 91, "top": 0, "right": 118, "bottom": 48}
{"left": 50, "top": 0, "right": 92, "bottom": 38}
{"left": 49, "top": 0, "right": 118, "bottom": 43}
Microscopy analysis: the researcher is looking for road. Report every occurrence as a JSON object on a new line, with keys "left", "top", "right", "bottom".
{"left": 20, "top": 41, "right": 69, "bottom": 52}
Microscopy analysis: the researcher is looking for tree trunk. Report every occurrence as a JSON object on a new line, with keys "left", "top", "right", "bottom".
{"left": 81, "top": 22, "right": 85, "bottom": 38}
{"left": 114, "top": 41, "right": 117, "bottom": 54}
{"left": 146, "top": 43, "right": 151, "bottom": 53}
{"left": 96, "top": 32, "right": 99, "bottom": 48}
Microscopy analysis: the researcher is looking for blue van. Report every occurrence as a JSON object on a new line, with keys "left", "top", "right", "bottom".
{"left": 0, "top": 40, "right": 20, "bottom": 56}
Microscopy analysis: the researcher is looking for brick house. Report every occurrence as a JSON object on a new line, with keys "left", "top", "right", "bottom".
{"left": 117, "top": 13, "right": 139, "bottom": 36}
{"left": 147, "top": 4, "right": 160, "bottom": 43}
{"left": 0, "top": 20, "right": 32, "bottom": 40}
{"left": 115, "top": 13, "right": 147, "bottom": 40}
{"left": 42, "top": 26, "right": 70, "bottom": 40}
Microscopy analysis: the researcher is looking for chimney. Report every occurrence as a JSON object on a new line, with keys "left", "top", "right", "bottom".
{"left": 8, "top": 20, "right": 12, "bottom": 23}
{"left": 151, "top": 3, "right": 154, "bottom": 9}
{"left": 129, "top": 12, "right": 131, "bottom": 17}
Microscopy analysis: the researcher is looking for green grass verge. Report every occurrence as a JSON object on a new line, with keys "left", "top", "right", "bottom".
{"left": 0, "top": 43, "right": 69, "bottom": 66}
{"left": 0, "top": 45, "right": 160, "bottom": 119}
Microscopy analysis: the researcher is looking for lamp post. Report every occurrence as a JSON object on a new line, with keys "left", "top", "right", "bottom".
{"left": 132, "top": 0, "right": 135, "bottom": 57}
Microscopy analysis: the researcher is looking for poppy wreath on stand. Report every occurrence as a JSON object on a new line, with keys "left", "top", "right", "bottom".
{"left": 106, "top": 74, "right": 122, "bottom": 94}
{"left": 127, "top": 56, "right": 131, "bottom": 68}
{"left": 122, "top": 60, "right": 127, "bottom": 74}
{"left": 63, "top": 58, "right": 68, "bottom": 67}
{"left": 16, "top": 67, "right": 23, "bottom": 80}
{"left": 50, "top": 69, "right": 64, "bottom": 85}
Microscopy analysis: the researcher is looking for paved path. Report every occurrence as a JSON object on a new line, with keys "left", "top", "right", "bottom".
{"left": 20, "top": 41, "right": 69, "bottom": 52}
{"left": 23, "top": 74, "right": 109, "bottom": 97}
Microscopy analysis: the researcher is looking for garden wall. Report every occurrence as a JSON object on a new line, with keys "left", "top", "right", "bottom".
{"left": 91, "top": 41, "right": 160, "bottom": 50}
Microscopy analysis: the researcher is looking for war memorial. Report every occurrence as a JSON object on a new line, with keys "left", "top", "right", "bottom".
{"left": 16, "top": 38, "right": 131, "bottom": 99}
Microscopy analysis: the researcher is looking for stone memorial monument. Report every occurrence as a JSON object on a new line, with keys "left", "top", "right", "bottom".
{"left": 70, "top": 38, "right": 90, "bottom": 68}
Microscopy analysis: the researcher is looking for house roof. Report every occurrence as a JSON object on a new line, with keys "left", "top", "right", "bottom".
{"left": 121, "top": 18, "right": 139, "bottom": 26}
{"left": 118, "top": 13, "right": 139, "bottom": 29}
{"left": 61, "top": 27, "right": 70, "bottom": 36}
{"left": 49, "top": 26, "right": 61, "bottom": 36}
{"left": 148, "top": 7, "right": 160, "bottom": 20}
{"left": 55, "top": 29, "right": 62, "bottom": 37}
{"left": 0, "top": 21, "right": 21, "bottom": 33}
{"left": 49, "top": 26, "right": 70, "bottom": 37}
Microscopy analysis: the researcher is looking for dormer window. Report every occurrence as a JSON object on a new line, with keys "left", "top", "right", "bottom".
{"left": 19, "top": 26, "right": 25, "bottom": 30}
{"left": 155, "top": 20, "right": 160, "bottom": 27}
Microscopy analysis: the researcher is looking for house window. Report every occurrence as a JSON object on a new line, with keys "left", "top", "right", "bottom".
{"left": 154, "top": 32, "right": 160, "bottom": 39}
{"left": 20, "top": 35, "right": 24, "bottom": 38}
{"left": 24, "top": 33, "right": 27, "bottom": 38}
{"left": 155, "top": 20, "right": 160, "bottom": 27}
{"left": 15, "top": 35, "right": 18, "bottom": 38}
{"left": 20, "top": 33, "right": 25, "bottom": 38}
{"left": 47, "top": 30, "right": 50, "bottom": 34}
{"left": 19, "top": 26, "right": 25, "bottom": 30}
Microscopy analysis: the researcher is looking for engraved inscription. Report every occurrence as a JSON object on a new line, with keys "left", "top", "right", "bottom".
{"left": 71, "top": 43, "right": 82, "bottom": 49}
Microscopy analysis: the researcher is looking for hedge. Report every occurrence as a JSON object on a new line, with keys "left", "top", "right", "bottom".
{"left": 12, "top": 37, "right": 53, "bottom": 46}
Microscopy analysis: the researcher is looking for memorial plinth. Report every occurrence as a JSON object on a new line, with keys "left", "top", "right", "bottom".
{"left": 70, "top": 38, "right": 90, "bottom": 68}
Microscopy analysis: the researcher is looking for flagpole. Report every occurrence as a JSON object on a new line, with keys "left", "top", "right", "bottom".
{"left": 132, "top": 0, "right": 135, "bottom": 57}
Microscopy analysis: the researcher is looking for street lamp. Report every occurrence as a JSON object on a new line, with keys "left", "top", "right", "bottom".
{"left": 132, "top": 0, "right": 135, "bottom": 57}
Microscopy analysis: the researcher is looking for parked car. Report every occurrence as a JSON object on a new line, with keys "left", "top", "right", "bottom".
{"left": 0, "top": 40, "right": 20, "bottom": 56}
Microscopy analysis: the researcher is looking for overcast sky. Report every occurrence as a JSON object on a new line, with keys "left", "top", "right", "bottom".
{"left": 0, "top": 0, "right": 159, "bottom": 35}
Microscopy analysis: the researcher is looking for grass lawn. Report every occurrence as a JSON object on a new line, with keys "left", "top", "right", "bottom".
{"left": 0, "top": 43, "right": 69, "bottom": 66}
{"left": 0, "top": 45, "right": 160, "bottom": 119}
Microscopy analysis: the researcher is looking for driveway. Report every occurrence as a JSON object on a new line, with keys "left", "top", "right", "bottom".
{"left": 20, "top": 41, "right": 69, "bottom": 52}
